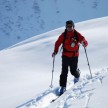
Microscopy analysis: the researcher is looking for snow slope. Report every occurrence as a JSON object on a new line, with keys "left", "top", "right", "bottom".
{"left": 23, "top": 68, "right": 107, "bottom": 108}
{"left": 48, "top": 69, "right": 108, "bottom": 108}
{"left": 0, "top": 16, "right": 108, "bottom": 108}
{"left": 0, "top": 0, "right": 108, "bottom": 50}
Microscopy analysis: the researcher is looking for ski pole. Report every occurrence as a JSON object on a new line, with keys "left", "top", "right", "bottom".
{"left": 50, "top": 55, "right": 55, "bottom": 88}
{"left": 83, "top": 46, "right": 92, "bottom": 79}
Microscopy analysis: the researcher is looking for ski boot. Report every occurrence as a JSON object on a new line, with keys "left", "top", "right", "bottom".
{"left": 74, "top": 77, "right": 79, "bottom": 84}
{"left": 59, "top": 87, "right": 66, "bottom": 96}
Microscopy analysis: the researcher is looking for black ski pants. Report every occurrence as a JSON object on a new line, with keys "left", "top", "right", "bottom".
{"left": 59, "top": 55, "right": 80, "bottom": 87}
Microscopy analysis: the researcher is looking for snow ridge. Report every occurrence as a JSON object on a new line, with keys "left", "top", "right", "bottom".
{"left": 16, "top": 68, "right": 108, "bottom": 108}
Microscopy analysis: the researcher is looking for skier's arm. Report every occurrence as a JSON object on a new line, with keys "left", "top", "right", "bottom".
{"left": 77, "top": 32, "right": 88, "bottom": 47}
{"left": 54, "top": 33, "right": 64, "bottom": 54}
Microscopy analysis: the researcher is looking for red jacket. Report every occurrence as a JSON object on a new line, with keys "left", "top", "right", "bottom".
{"left": 54, "top": 30, "right": 87, "bottom": 57}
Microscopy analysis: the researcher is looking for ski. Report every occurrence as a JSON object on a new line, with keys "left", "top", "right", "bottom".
{"left": 50, "top": 93, "right": 64, "bottom": 103}
{"left": 50, "top": 80, "right": 80, "bottom": 103}
{"left": 50, "top": 96, "right": 59, "bottom": 103}
{"left": 50, "top": 90, "right": 66, "bottom": 103}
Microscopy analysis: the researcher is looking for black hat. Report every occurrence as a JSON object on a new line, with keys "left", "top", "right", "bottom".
{"left": 66, "top": 20, "right": 75, "bottom": 28}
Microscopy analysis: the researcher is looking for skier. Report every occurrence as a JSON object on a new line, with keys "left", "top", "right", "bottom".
{"left": 52, "top": 20, "right": 88, "bottom": 95}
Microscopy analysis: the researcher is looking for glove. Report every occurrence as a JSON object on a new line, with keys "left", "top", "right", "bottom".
{"left": 81, "top": 39, "right": 88, "bottom": 47}
{"left": 52, "top": 52, "right": 57, "bottom": 57}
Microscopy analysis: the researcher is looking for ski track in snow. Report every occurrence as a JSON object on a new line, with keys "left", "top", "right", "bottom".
{"left": 16, "top": 68, "right": 108, "bottom": 108}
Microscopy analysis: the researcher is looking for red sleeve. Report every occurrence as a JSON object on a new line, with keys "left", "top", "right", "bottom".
{"left": 54, "top": 33, "right": 64, "bottom": 53}
{"left": 77, "top": 31, "right": 87, "bottom": 43}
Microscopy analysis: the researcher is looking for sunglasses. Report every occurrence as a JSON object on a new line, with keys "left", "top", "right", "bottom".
{"left": 67, "top": 25, "right": 72, "bottom": 28}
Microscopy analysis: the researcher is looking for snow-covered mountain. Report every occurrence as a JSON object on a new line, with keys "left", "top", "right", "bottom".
{"left": 0, "top": 0, "right": 108, "bottom": 50}
{"left": 0, "top": 16, "right": 108, "bottom": 108}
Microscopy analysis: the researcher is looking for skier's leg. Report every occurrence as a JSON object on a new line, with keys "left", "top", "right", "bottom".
{"left": 59, "top": 56, "right": 69, "bottom": 87}
{"left": 70, "top": 57, "right": 80, "bottom": 78}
